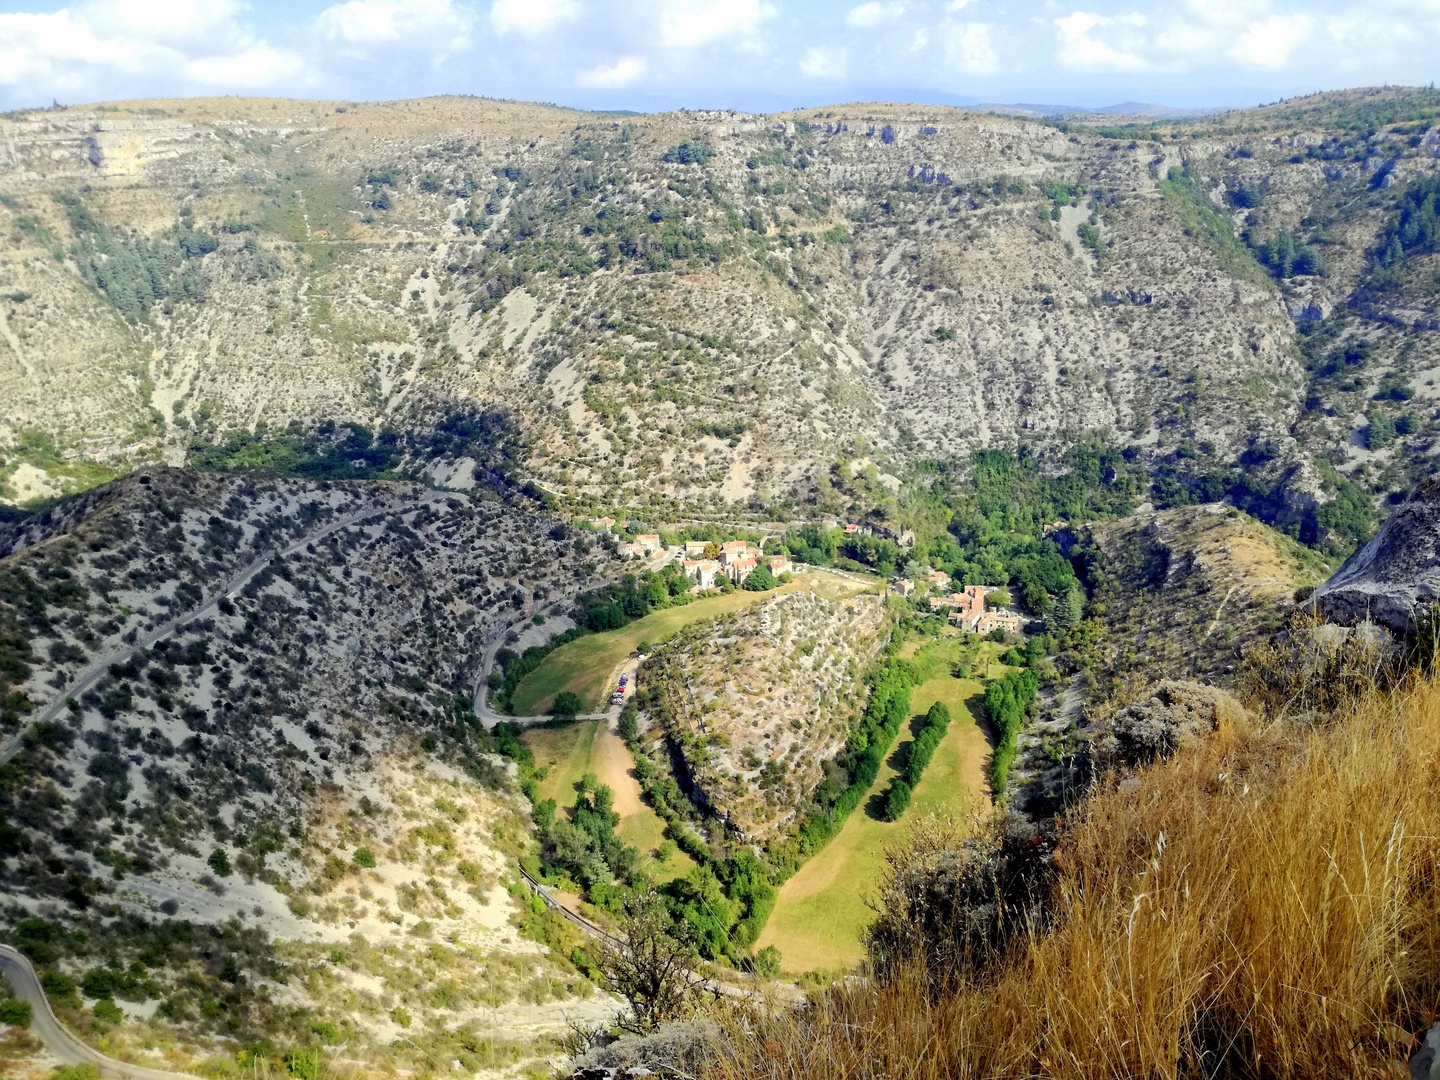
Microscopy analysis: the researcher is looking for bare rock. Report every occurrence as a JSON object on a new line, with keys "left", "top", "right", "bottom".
{"left": 1098, "top": 680, "right": 1249, "bottom": 766}
{"left": 1411, "top": 1021, "right": 1440, "bottom": 1080}
{"left": 1312, "top": 473, "right": 1440, "bottom": 634}
{"left": 568, "top": 1020, "right": 723, "bottom": 1077}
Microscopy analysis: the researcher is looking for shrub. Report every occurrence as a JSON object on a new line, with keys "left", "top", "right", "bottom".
{"left": 390, "top": 1006, "right": 411, "bottom": 1028}
{"left": 553, "top": 691, "right": 583, "bottom": 717}
{"left": 41, "top": 970, "right": 76, "bottom": 1000}
{"left": 207, "top": 847, "right": 231, "bottom": 876}
{"left": 754, "top": 945, "right": 782, "bottom": 978}
{"left": 882, "top": 780, "right": 913, "bottom": 821}
{"left": 353, "top": 847, "right": 376, "bottom": 868}
{"left": 93, "top": 998, "right": 123, "bottom": 1024}
{"left": 0, "top": 998, "right": 31, "bottom": 1026}
{"left": 284, "top": 1049, "right": 319, "bottom": 1079}
{"left": 663, "top": 142, "right": 713, "bottom": 166}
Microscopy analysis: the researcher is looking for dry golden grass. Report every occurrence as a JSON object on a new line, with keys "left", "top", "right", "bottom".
{"left": 707, "top": 662, "right": 1440, "bottom": 1080}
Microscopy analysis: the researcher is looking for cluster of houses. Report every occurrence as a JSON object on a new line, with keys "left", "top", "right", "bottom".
{"left": 587, "top": 518, "right": 793, "bottom": 590}
{"left": 680, "top": 541, "right": 792, "bottom": 589}
{"left": 892, "top": 577, "right": 1025, "bottom": 636}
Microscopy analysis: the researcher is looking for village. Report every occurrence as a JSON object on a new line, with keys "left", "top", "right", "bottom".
{"left": 584, "top": 515, "right": 1029, "bottom": 635}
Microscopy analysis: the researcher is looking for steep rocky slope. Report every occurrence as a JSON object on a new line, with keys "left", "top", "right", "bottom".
{"left": 1074, "top": 503, "right": 1334, "bottom": 693}
{"left": 0, "top": 467, "right": 617, "bottom": 1072}
{"left": 2, "top": 89, "right": 1436, "bottom": 529}
{"left": 637, "top": 589, "right": 889, "bottom": 841}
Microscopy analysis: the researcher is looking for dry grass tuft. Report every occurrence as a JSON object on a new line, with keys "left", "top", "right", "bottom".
{"left": 705, "top": 664, "right": 1440, "bottom": 1079}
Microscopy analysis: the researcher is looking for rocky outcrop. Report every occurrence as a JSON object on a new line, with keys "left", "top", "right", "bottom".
{"left": 1312, "top": 473, "right": 1440, "bottom": 634}
{"left": 1095, "top": 680, "right": 1250, "bottom": 766}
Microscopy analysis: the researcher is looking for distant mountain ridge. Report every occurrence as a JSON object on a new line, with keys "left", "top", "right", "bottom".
{"left": 972, "top": 100, "right": 1226, "bottom": 119}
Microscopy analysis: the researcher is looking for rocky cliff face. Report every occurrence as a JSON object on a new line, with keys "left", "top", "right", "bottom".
{"left": 0, "top": 90, "right": 1437, "bottom": 521}
{"left": 1313, "top": 472, "right": 1440, "bottom": 632}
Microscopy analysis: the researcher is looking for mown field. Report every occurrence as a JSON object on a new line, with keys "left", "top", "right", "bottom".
{"left": 756, "top": 634, "right": 1008, "bottom": 972}
{"left": 511, "top": 569, "right": 874, "bottom": 714}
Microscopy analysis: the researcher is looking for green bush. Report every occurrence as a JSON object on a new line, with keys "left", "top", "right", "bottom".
{"left": 40, "top": 970, "right": 76, "bottom": 1000}
{"left": 390, "top": 1006, "right": 411, "bottom": 1028}
{"left": 93, "top": 998, "right": 123, "bottom": 1025}
{"left": 284, "top": 1048, "right": 319, "bottom": 1079}
{"left": 552, "top": 691, "right": 583, "bottom": 717}
{"left": 986, "top": 669, "right": 1039, "bottom": 794}
{"left": 207, "top": 847, "right": 232, "bottom": 876}
{"left": 743, "top": 565, "right": 777, "bottom": 591}
{"left": 51, "top": 1065, "right": 98, "bottom": 1080}
{"left": 0, "top": 997, "right": 31, "bottom": 1026}
{"left": 754, "top": 945, "right": 782, "bottom": 977}
{"left": 353, "top": 847, "right": 376, "bottom": 868}
{"left": 882, "top": 780, "right": 913, "bottom": 821}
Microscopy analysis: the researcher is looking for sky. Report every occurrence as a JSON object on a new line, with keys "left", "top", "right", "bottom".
{"left": 0, "top": 0, "right": 1435, "bottom": 114}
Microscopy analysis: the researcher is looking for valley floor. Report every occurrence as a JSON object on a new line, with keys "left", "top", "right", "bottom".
{"left": 757, "top": 635, "right": 1008, "bottom": 971}
{"left": 523, "top": 718, "right": 698, "bottom": 885}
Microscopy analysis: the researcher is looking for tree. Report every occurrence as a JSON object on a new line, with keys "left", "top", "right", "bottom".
{"left": 595, "top": 891, "right": 698, "bottom": 1032}
{"left": 882, "top": 780, "right": 913, "bottom": 821}
{"left": 207, "top": 847, "right": 232, "bottom": 877}
{"left": 0, "top": 998, "right": 32, "bottom": 1027}
{"left": 754, "top": 945, "right": 782, "bottom": 978}
{"left": 743, "top": 565, "right": 777, "bottom": 591}
{"left": 986, "top": 587, "right": 1011, "bottom": 608}
{"left": 1366, "top": 409, "right": 1397, "bottom": 449}
{"left": 553, "top": 691, "right": 583, "bottom": 718}
{"left": 1046, "top": 587, "right": 1083, "bottom": 634}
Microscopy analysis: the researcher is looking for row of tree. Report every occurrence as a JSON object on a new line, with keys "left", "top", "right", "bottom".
{"left": 880, "top": 701, "right": 952, "bottom": 820}
{"left": 985, "top": 669, "right": 1040, "bottom": 794}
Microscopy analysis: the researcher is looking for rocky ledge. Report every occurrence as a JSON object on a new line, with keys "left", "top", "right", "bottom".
{"left": 1313, "top": 473, "right": 1440, "bottom": 634}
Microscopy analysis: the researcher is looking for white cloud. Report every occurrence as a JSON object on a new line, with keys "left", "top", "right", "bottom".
{"left": 0, "top": 0, "right": 305, "bottom": 95}
{"left": 577, "top": 55, "right": 647, "bottom": 87}
{"left": 941, "top": 19, "right": 998, "bottom": 75}
{"left": 1226, "top": 13, "right": 1310, "bottom": 69}
{"left": 659, "top": 0, "right": 771, "bottom": 47}
{"left": 80, "top": 0, "right": 250, "bottom": 46}
{"left": 945, "top": 0, "right": 977, "bottom": 9}
{"left": 489, "top": 0, "right": 580, "bottom": 36}
{"left": 1054, "top": 11, "right": 1148, "bottom": 72}
{"left": 183, "top": 46, "right": 305, "bottom": 88}
{"left": 799, "top": 45, "right": 847, "bottom": 79}
{"left": 317, "top": 0, "right": 475, "bottom": 53}
{"left": 845, "top": 1, "right": 904, "bottom": 30}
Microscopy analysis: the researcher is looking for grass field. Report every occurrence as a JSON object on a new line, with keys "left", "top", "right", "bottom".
{"left": 755, "top": 636, "right": 1006, "bottom": 973}
{"left": 511, "top": 570, "right": 873, "bottom": 715}
{"left": 522, "top": 719, "right": 697, "bottom": 884}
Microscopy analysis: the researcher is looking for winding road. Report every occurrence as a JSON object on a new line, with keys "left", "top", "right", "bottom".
{"left": 0, "top": 945, "right": 195, "bottom": 1080}
{"left": 470, "top": 598, "right": 633, "bottom": 731}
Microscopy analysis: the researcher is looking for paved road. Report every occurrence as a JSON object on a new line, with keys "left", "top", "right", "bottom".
{"left": 0, "top": 945, "right": 196, "bottom": 1079}
{"left": 0, "top": 494, "right": 440, "bottom": 764}
{"left": 471, "top": 598, "right": 634, "bottom": 731}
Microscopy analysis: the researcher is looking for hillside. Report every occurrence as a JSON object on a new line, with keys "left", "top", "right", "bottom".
{"left": 1076, "top": 502, "right": 1334, "bottom": 692}
{"left": 0, "top": 88, "right": 1436, "bottom": 538}
{"left": 0, "top": 467, "right": 617, "bottom": 1074}
{"left": 637, "top": 589, "right": 890, "bottom": 841}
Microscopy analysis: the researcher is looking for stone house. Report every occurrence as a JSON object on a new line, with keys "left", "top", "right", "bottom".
{"left": 683, "top": 558, "right": 721, "bottom": 589}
